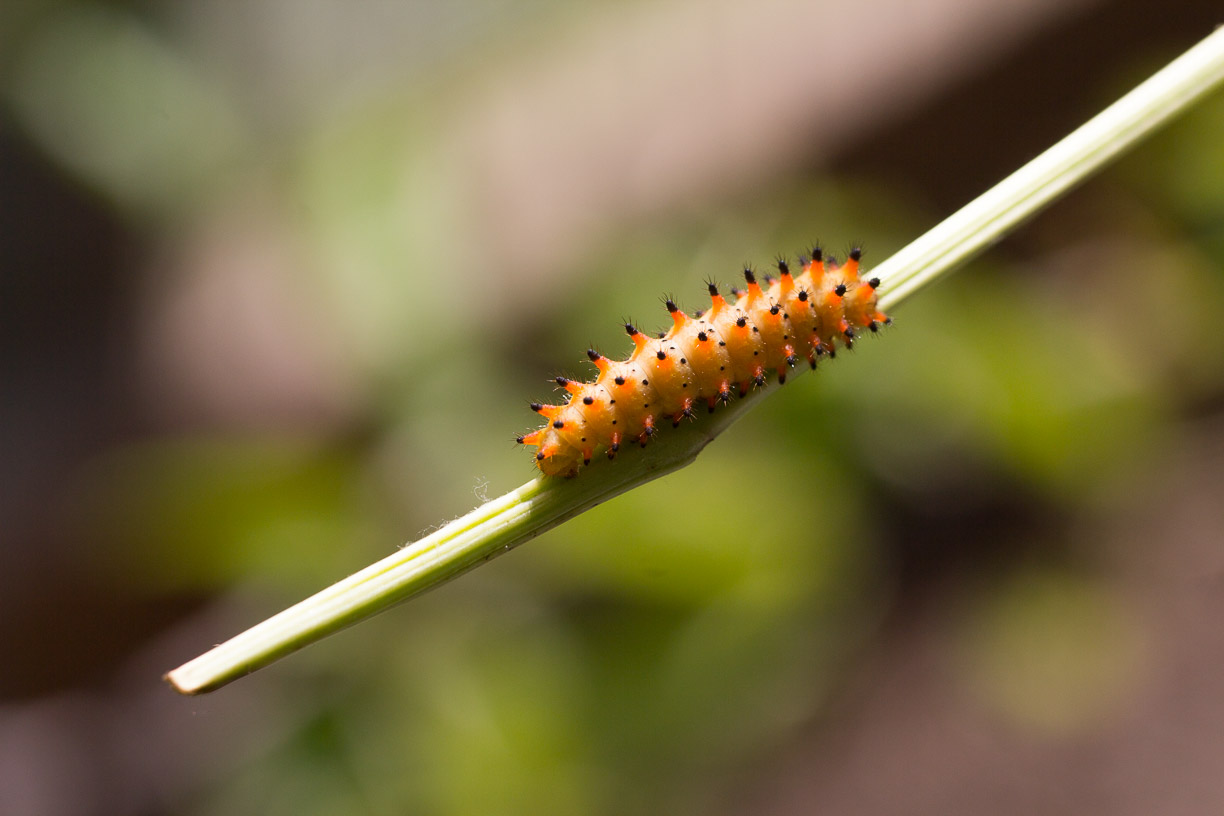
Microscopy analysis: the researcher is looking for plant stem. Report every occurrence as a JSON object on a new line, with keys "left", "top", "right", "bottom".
{"left": 872, "top": 25, "right": 1224, "bottom": 311}
{"left": 167, "top": 27, "right": 1224, "bottom": 695}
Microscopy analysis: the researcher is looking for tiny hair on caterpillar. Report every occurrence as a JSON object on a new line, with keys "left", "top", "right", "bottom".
{"left": 517, "top": 246, "right": 890, "bottom": 477}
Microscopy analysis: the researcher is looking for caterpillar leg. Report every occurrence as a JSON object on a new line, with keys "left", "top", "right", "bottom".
{"left": 638, "top": 415, "right": 656, "bottom": 447}
{"left": 778, "top": 344, "right": 798, "bottom": 384}
{"left": 671, "top": 398, "right": 694, "bottom": 427}
{"left": 607, "top": 431, "right": 622, "bottom": 460}
{"left": 868, "top": 310, "right": 891, "bottom": 333}
{"left": 536, "top": 442, "right": 560, "bottom": 463}
{"left": 807, "top": 333, "right": 827, "bottom": 368}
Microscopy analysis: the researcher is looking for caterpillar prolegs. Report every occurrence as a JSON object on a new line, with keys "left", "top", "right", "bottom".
{"left": 517, "top": 247, "right": 890, "bottom": 477}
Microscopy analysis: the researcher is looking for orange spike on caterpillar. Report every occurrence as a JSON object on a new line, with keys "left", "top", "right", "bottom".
{"left": 517, "top": 247, "right": 889, "bottom": 477}
{"left": 624, "top": 323, "right": 651, "bottom": 357}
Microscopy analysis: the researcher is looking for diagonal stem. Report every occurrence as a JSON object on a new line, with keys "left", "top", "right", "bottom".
{"left": 873, "top": 25, "right": 1224, "bottom": 311}
{"left": 167, "top": 26, "right": 1224, "bottom": 695}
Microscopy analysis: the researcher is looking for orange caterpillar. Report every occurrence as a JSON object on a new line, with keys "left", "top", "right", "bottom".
{"left": 518, "top": 247, "right": 889, "bottom": 477}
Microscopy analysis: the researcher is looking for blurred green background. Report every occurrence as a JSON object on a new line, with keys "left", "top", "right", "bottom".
{"left": 3, "top": 1, "right": 1223, "bottom": 814}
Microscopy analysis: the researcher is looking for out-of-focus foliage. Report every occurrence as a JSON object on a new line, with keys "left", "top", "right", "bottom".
{"left": 3, "top": 2, "right": 1224, "bottom": 815}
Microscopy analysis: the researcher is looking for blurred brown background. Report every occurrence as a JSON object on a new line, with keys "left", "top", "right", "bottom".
{"left": 2, "top": 1, "right": 1223, "bottom": 814}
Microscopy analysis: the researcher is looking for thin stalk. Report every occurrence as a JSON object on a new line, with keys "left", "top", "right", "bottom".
{"left": 167, "top": 27, "right": 1224, "bottom": 695}
{"left": 873, "top": 26, "right": 1224, "bottom": 310}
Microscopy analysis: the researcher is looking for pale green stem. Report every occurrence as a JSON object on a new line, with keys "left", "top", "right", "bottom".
{"left": 167, "top": 27, "right": 1224, "bottom": 695}
{"left": 873, "top": 26, "right": 1224, "bottom": 311}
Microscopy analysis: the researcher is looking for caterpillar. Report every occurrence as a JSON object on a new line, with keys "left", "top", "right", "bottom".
{"left": 517, "top": 246, "right": 889, "bottom": 477}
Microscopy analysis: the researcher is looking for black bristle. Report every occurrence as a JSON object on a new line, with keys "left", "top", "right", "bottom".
{"left": 587, "top": 349, "right": 601, "bottom": 362}
{"left": 849, "top": 246, "right": 862, "bottom": 261}
{"left": 834, "top": 284, "right": 847, "bottom": 297}
{"left": 743, "top": 267, "right": 756, "bottom": 285}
